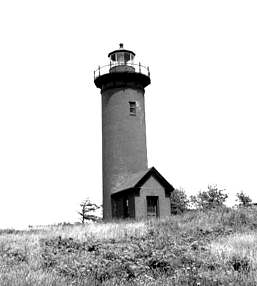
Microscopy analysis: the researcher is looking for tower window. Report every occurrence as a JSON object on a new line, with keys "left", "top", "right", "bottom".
{"left": 129, "top": 101, "right": 136, "bottom": 116}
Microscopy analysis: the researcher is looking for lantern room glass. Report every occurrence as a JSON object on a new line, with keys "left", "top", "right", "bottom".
{"left": 110, "top": 52, "right": 134, "bottom": 65}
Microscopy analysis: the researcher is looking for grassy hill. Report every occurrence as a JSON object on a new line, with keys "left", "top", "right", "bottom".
{"left": 1, "top": 207, "right": 257, "bottom": 285}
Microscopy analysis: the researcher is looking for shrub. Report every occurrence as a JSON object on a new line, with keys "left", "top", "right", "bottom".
{"left": 190, "top": 185, "right": 228, "bottom": 210}
{"left": 170, "top": 188, "right": 189, "bottom": 214}
{"left": 236, "top": 191, "right": 252, "bottom": 207}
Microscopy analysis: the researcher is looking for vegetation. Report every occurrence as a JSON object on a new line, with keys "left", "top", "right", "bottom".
{"left": 2, "top": 205, "right": 257, "bottom": 285}
{"left": 190, "top": 185, "right": 228, "bottom": 210}
{"left": 78, "top": 198, "right": 101, "bottom": 224}
{"left": 170, "top": 188, "right": 189, "bottom": 214}
{"left": 236, "top": 191, "right": 252, "bottom": 207}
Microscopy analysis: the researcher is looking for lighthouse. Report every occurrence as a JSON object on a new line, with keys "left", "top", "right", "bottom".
{"left": 94, "top": 44, "right": 174, "bottom": 220}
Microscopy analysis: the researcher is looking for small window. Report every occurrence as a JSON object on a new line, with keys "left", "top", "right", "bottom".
{"left": 117, "top": 52, "right": 125, "bottom": 64}
{"left": 124, "top": 52, "right": 130, "bottom": 63}
{"left": 129, "top": 101, "right": 136, "bottom": 116}
{"left": 111, "top": 54, "right": 116, "bottom": 62}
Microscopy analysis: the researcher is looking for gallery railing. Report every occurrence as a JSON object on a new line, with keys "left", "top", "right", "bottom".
{"left": 94, "top": 62, "right": 150, "bottom": 80}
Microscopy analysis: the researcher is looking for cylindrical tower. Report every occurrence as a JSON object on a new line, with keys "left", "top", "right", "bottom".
{"left": 94, "top": 44, "right": 151, "bottom": 219}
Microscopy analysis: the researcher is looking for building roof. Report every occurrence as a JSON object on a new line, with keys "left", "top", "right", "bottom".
{"left": 112, "top": 166, "right": 174, "bottom": 196}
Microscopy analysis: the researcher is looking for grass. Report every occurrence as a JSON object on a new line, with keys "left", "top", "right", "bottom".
{"left": 1, "top": 207, "right": 257, "bottom": 285}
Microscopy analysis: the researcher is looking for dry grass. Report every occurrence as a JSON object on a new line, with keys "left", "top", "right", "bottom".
{"left": 209, "top": 232, "right": 257, "bottom": 266}
{"left": 0, "top": 220, "right": 149, "bottom": 285}
{"left": 1, "top": 208, "right": 257, "bottom": 285}
{"left": 54, "top": 220, "right": 147, "bottom": 241}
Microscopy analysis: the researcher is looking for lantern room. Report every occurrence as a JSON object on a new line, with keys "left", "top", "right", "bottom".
{"left": 94, "top": 43, "right": 151, "bottom": 87}
{"left": 108, "top": 43, "right": 135, "bottom": 65}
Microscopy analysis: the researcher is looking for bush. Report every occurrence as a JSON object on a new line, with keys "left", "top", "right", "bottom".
{"left": 170, "top": 188, "right": 189, "bottom": 214}
{"left": 190, "top": 185, "right": 228, "bottom": 210}
{"left": 236, "top": 191, "right": 252, "bottom": 207}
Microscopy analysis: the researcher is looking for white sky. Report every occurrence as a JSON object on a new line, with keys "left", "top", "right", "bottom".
{"left": 0, "top": 1, "right": 257, "bottom": 229}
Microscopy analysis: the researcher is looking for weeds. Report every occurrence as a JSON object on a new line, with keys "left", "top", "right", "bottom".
{"left": 1, "top": 208, "right": 257, "bottom": 285}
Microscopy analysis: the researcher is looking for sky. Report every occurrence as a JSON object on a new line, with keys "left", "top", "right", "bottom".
{"left": 0, "top": 0, "right": 257, "bottom": 229}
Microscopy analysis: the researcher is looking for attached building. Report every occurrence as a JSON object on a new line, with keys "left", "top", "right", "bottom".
{"left": 111, "top": 167, "right": 174, "bottom": 219}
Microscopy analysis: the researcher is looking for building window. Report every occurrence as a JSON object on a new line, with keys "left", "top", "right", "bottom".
{"left": 129, "top": 101, "right": 136, "bottom": 116}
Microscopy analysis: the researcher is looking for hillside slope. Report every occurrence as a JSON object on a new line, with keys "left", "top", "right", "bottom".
{"left": 1, "top": 207, "right": 257, "bottom": 285}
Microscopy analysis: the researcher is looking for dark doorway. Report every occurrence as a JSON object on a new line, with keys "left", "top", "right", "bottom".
{"left": 146, "top": 196, "right": 159, "bottom": 218}
{"left": 112, "top": 194, "right": 135, "bottom": 219}
{"left": 123, "top": 196, "right": 129, "bottom": 218}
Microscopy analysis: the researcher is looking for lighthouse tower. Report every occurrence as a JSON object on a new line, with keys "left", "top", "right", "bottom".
{"left": 94, "top": 44, "right": 174, "bottom": 220}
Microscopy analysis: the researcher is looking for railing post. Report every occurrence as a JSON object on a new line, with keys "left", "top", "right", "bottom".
{"left": 147, "top": 66, "right": 150, "bottom": 77}
{"left": 94, "top": 70, "right": 95, "bottom": 79}
{"left": 98, "top": 66, "right": 100, "bottom": 77}
{"left": 139, "top": 62, "right": 141, "bottom": 73}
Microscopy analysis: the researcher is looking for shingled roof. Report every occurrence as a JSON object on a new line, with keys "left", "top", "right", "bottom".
{"left": 112, "top": 166, "right": 174, "bottom": 195}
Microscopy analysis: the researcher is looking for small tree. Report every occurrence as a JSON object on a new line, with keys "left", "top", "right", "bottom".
{"left": 170, "top": 188, "right": 189, "bottom": 214}
{"left": 190, "top": 185, "right": 228, "bottom": 210}
{"left": 78, "top": 198, "right": 101, "bottom": 224}
{"left": 236, "top": 191, "right": 252, "bottom": 207}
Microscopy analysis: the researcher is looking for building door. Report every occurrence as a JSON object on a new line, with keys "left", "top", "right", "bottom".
{"left": 146, "top": 196, "right": 159, "bottom": 218}
{"left": 123, "top": 196, "right": 129, "bottom": 218}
